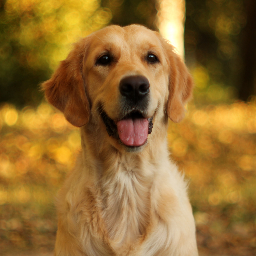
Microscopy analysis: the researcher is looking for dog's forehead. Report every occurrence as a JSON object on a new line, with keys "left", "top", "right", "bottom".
{"left": 123, "top": 25, "right": 159, "bottom": 42}
{"left": 90, "top": 25, "right": 162, "bottom": 51}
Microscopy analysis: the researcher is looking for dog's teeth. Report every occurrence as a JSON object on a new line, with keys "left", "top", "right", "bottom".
{"left": 148, "top": 118, "right": 153, "bottom": 134}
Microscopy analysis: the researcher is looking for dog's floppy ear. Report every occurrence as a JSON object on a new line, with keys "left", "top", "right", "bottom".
{"left": 162, "top": 40, "right": 194, "bottom": 123}
{"left": 42, "top": 38, "right": 90, "bottom": 127}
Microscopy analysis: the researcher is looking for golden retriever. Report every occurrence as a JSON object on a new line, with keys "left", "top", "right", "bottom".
{"left": 42, "top": 24, "right": 198, "bottom": 256}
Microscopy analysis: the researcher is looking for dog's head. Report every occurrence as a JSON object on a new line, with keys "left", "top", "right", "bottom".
{"left": 42, "top": 25, "right": 193, "bottom": 151}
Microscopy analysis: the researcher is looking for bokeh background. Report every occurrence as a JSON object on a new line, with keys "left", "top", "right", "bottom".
{"left": 0, "top": 0, "right": 256, "bottom": 255}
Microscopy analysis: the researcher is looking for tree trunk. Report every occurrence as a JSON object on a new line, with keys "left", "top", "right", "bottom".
{"left": 156, "top": 0, "right": 186, "bottom": 59}
{"left": 238, "top": 0, "right": 256, "bottom": 101}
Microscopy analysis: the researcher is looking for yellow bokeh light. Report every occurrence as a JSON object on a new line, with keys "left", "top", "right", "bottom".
{"left": 194, "top": 211, "right": 209, "bottom": 225}
{"left": 193, "top": 66, "right": 210, "bottom": 89}
{"left": 218, "top": 130, "right": 234, "bottom": 144}
{"left": 227, "top": 190, "right": 241, "bottom": 204}
{"left": 238, "top": 155, "right": 254, "bottom": 171}
{"left": 37, "top": 103, "right": 54, "bottom": 119}
{"left": 0, "top": 155, "right": 15, "bottom": 178}
{"left": 55, "top": 146, "right": 72, "bottom": 164}
{"left": 4, "top": 108, "right": 18, "bottom": 126}
{"left": 50, "top": 113, "right": 68, "bottom": 132}
{"left": 172, "top": 138, "right": 188, "bottom": 157}
{"left": 68, "top": 131, "right": 81, "bottom": 149}
{"left": 0, "top": 190, "right": 8, "bottom": 205}
{"left": 28, "top": 145, "right": 43, "bottom": 160}
{"left": 192, "top": 110, "right": 208, "bottom": 126}
{"left": 208, "top": 192, "right": 222, "bottom": 206}
{"left": 15, "top": 187, "right": 31, "bottom": 204}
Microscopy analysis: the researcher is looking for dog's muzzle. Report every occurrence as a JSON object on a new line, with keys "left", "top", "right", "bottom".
{"left": 99, "top": 75, "right": 153, "bottom": 148}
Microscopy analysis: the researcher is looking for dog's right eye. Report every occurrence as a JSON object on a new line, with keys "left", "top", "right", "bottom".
{"left": 96, "top": 54, "right": 112, "bottom": 66}
{"left": 146, "top": 53, "right": 159, "bottom": 64}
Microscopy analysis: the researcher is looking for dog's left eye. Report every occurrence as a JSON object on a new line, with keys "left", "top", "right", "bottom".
{"left": 96, "top": 54, "right": 112, "bottom": 66}
{"left": 146, "top": 53, "right": 159, "bottom": 64}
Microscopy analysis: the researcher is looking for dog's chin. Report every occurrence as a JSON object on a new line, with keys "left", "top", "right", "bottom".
{"left": 99, "top": 107, "right": 153, "bottom": 151}
{"left": 123, "top": 144, "right": 146, "bottom": 153}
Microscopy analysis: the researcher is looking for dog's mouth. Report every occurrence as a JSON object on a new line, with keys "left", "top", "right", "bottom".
{"left": 99, "top": 107, "right": 153, "bottom": 148}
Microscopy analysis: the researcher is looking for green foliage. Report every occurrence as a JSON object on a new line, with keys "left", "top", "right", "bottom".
{"left": 185, "top": 0, "right": 247, "bottom": 101}
{"left": 1, "top": 0, "right": 255, "bottom": 106}
{"left": 0, "top": 0, "right": 111, "bottom": 106}
{"left": 101, "top": 0, "right": 157, "bottom": 29}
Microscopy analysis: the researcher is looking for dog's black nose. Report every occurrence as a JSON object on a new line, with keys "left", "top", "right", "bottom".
{"left": 119, "top": 75, "right": 150, "bottom": 103}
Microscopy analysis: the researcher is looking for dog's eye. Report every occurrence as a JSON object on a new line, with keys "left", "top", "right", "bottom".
{"left": 96, "top": 54, "right": 112, "bottom": 66}
{"left": 146, "top": 53, "right": 159, "bottom": 64}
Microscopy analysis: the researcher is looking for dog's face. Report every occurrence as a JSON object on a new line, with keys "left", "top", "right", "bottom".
{"left": 85, "top": 25, "right": 170, "bottom": 149}
{"left": 42, "top": 25, "right": 193, "bottom": 151}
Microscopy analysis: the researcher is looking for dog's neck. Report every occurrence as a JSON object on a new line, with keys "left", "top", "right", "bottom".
{"left": 79, "top": 122, "right": 169, "bottom": 249}
{"left": 80, "top": 119, "right": 169, "bottom": 179}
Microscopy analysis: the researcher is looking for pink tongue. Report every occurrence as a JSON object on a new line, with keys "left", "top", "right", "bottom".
{"left": 117, "top": 118, "right": 148, "bottom": 146}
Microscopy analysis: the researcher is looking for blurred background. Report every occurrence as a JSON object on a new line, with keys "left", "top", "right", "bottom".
{"left": 0, "top": 0, "right": 256, "bottom": 255}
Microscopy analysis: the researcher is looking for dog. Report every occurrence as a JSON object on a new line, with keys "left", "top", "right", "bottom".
{"left": 42, "top": 24, "right": 198, "bottom": 256}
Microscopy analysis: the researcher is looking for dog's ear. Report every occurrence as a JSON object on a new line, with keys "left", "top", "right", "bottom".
{"left": 42, "top": 38, "right": 90, "bottom": 127}
{"left": 162, "top": 40, "right": 194, "bottom": 123}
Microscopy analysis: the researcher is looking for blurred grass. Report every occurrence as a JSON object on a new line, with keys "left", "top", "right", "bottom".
{"left": 0, "top": 102, "right": 256, "bottom": 255}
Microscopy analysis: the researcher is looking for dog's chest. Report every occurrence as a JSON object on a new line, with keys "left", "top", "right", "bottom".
{"left": 100, "top": 167, "right": 152, "bottom": 248}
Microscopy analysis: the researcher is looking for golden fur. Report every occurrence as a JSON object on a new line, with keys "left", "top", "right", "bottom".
{"left": 42, "top": 25, "right": 198, "bottom": 256}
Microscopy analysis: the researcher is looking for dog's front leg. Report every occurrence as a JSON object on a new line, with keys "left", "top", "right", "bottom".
{"left": 54, "top": 221, "right": 116, "bottom": 256}
{"left": 54, "top": 222, "right": 87, "bottom": 256}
